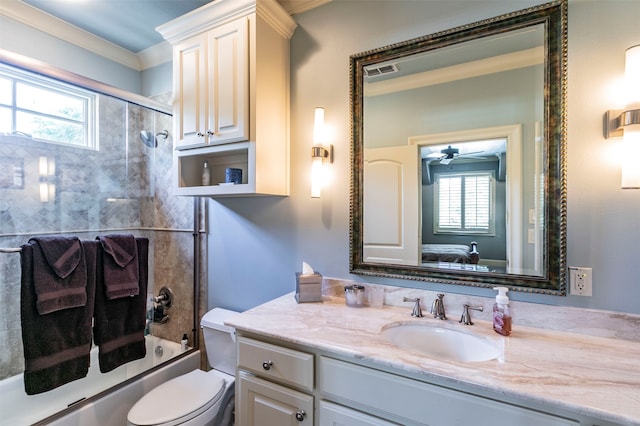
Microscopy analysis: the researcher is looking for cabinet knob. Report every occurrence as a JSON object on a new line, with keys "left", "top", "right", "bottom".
{"left": 196, "top": 132, "right": 205, "bottom": 137}
{"left": 295, "top": 410, "right": 306, "bottom": 422}
{"left": 207, "top": 130, "right": 215, "bottom": 136}
{"left": 262, "top": 360, "right": 273, "bottom": 371}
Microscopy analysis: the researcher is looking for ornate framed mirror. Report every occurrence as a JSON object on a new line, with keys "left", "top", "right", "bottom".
{"left": 350, "top": 1, "right": 567, "bottom": 294}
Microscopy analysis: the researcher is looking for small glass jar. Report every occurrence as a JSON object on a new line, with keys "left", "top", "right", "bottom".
{"left": 344, "top": 284, "right": 365, "bottom": 307}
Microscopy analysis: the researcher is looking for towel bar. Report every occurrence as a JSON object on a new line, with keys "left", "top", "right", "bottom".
{"left": 0, "top": 247, "right": 21, "bottom": 253}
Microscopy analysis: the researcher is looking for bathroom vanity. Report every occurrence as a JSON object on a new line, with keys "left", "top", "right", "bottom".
{"left": 227, "top": 293, "right": 640, "bottom": 426}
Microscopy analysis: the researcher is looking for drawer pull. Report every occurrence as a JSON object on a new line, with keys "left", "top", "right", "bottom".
{"left": 295, "top": 409, "right": 306, "bottom": 421}
{"left": 196, "top": 132, "right": 205, "bottom": 137}
{"left": 207, "top": 130, "right": 215, "bottom": 136}
{"left": 262, "top": 360, "right": 273, "bottom": 370}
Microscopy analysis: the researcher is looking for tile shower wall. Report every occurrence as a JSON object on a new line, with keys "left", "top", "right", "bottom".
{"left": 0, "top": 93, "right": 195, "bottom": 380}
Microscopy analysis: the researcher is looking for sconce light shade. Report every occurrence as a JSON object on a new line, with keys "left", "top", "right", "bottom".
{"left": 311, "top": 107, "right": 333, "bottom": 198}
{"left": 605, "top": 44, "right": 640, "bottom": 189}
{"left": 626, "top": 45, "right": 640, "bottom": 104}
{"left": 621, "top": 124, "right": 640, "bottom": 188}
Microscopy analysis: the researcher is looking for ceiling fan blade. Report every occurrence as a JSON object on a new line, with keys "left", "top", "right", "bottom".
{"left": 440, "top": 157, "right": 454, "bottom": 165}
{"left": 426, "top": 152, "right": 444, "bottom": 158}
{"left": 457, "top": 150, "right": 485, "bottom": 157}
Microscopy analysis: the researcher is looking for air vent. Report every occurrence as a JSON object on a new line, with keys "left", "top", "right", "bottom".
{"left": 364, "top": 63, "right": 398, "bottom": 77}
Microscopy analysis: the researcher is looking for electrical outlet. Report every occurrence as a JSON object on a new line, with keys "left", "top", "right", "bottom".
{"left": 569, "top": 267, "right": 592, "bottom": 296}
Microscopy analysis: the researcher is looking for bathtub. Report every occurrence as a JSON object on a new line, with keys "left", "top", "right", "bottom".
{"left": 0, "top": 336, "right": 199, "bottom": 426}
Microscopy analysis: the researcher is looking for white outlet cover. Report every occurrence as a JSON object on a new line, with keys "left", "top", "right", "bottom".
{"left": 569, "top": 266, "right": 592, "bottom": 296}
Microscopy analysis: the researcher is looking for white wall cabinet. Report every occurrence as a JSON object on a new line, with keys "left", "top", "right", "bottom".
{"left": 172, "top": 19, "right": 248, "bottom": 149}
{"left": 158, "top": 0, "right": 296, "bottom": 197}
{"left": 234, "top": 332, "right": 614, "bottom": 426}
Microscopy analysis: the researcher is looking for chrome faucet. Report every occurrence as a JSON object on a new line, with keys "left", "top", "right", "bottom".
{"left": 402, "top": 297, "right": 423, "bottom": 317}
{"left": 430, "top": 294, "right": 447, "bottom": 320}
{"left": 459, "top": 304, "right": 483, "bottom": 325}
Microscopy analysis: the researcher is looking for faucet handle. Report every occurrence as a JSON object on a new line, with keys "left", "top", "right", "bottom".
{"left": 402, "top": 297, "right": 423, "bottom": 317}
{"left": 459, "top": 304, "right": 483, "bottom": 325}
{"left": 431, "top": 294, "right": 447, "bottom": 320}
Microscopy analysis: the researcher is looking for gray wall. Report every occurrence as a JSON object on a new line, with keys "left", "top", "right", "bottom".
{"left": 209, "top": 0, "right": 640, "bottom": 315}
{"left": 3, "top": 0, "right": 640, "bottom": 315}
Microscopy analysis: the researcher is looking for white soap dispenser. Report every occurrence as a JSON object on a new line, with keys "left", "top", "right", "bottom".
{"left": 492, "top": 287, "right": 512, "bottom": 336}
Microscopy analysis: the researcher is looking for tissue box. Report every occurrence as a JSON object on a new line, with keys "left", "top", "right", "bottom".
{"left": 295, "top": 272, "right": 323, "bottom": 303}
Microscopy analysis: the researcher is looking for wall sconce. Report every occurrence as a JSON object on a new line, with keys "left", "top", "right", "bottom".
{"left": 311, "top": 107, "right": 333, "bottom": 198}
{"left": 604, "top": 44, "right": 640, "bottom": 189}
{"left": 38, "top": 156, "right": 56, "bottom": 202}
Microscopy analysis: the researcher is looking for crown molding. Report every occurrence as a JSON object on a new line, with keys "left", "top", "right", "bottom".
{"left": 137, "top": 42, "right": 172, "bottom": 70}
{"left": 278, "top": 0, "right": 332, "bottom": 15}
{"left": 2, "top": 0, "right": 316, "bottom": 71}
{"left": 157, "top": 0, "right": 296, "bottom": 44}
{"left": 2, "top": 0, "right": 153, "bottom": 70}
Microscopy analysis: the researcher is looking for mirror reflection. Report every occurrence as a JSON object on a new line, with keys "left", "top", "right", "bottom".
{"left": 351, "top": 1, "right": 567, "bottom": 294}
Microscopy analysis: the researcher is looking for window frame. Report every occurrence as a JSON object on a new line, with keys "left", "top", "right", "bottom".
{"left": 434, "top": 170, "right": 496, "bottom": 236}
{"left": 0, "top": 63, "right": 98, "bottom": 150}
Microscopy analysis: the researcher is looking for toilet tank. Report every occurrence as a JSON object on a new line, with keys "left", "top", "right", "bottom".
{"left": 200, "top": 308, "right": 239, "bottom": 376}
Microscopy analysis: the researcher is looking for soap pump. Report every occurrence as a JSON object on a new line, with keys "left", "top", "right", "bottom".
{"left": 492, "top": 287, "right": 512, "bottom": 336}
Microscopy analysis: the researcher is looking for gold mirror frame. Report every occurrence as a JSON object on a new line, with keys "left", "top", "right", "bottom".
{"left": 349, "top": 1, "right": 567, "bottom": 295}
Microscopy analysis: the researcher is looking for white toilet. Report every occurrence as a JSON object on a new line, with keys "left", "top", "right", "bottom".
{"left": 127, "top": 308, "right": 239, "bottom": 426}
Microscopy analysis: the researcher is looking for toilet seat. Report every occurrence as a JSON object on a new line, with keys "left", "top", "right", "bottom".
{"left": 127, "top": 369, "right": 226, "bottom": 426}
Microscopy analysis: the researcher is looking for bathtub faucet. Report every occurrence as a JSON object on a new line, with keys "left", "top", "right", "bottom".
{"left": 153, "top": 286, "right": 173, "bottom": 307}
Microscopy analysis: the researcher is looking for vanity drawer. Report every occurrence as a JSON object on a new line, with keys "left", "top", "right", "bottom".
{"left": 320, "top": 357, "right": 578, "bottom": 426}
{"left": 237, "top": 336, "right": 314, "bottom": 392}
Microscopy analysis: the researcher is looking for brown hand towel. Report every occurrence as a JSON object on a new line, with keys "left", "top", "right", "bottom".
{"left": 93, "top": 237, "right": 148, "bottom": 373}
{"left": 96, "top": 234, "right": 139, "bottom": 300}
{"left": 29, "top": 236, "right": 87, "bottom": 315}
{"left": 20, "top": 240, "right": 97, "bottom": 395}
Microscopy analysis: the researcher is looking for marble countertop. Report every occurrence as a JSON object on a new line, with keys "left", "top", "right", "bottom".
{"left": 226, "top": 293, "right": 640, "bottom": 425}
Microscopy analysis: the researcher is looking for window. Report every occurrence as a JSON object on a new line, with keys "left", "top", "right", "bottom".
{"left": 435, "top": 171, "right": 495, "bottom": 234}
{"left": 0, "top": 64, "right": 97, "bottom": 149}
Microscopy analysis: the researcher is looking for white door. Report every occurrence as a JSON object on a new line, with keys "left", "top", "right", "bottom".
{"left": 363, "top": 145, "right": 420, "bottom": 265}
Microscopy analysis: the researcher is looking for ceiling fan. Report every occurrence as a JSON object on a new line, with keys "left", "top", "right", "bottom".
{"left": 426, "top": 145, "right": 486, "bottom": 165}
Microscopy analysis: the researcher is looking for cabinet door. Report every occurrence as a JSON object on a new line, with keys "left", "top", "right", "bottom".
{"left": 319, "top": 401, "right": 399, "bottom": 426}
{"left": 173, "top": 33, "right": 207, "bottom": 149}
{"left": 237, "top": 372, "right": 313, "bottom": 426}
{"left": 207, "top": 18, "right": 249, "bottom": 145}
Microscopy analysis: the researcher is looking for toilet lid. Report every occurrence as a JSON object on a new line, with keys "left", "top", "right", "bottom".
{"left": 128, "top": 369, "right": 225, "bottom": 426}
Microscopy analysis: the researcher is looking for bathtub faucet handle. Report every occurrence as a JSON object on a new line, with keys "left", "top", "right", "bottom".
{"left": 153, "top": 286, "right": 173, "bottom": 307}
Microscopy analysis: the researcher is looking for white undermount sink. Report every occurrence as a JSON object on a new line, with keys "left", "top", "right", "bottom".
{"left": 381, "top": 323, "right": 500, "bottom": 362}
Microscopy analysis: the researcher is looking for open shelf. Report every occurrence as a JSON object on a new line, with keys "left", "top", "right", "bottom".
{"left": 174, "top": 142, "right": 257, "bottom": 196}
